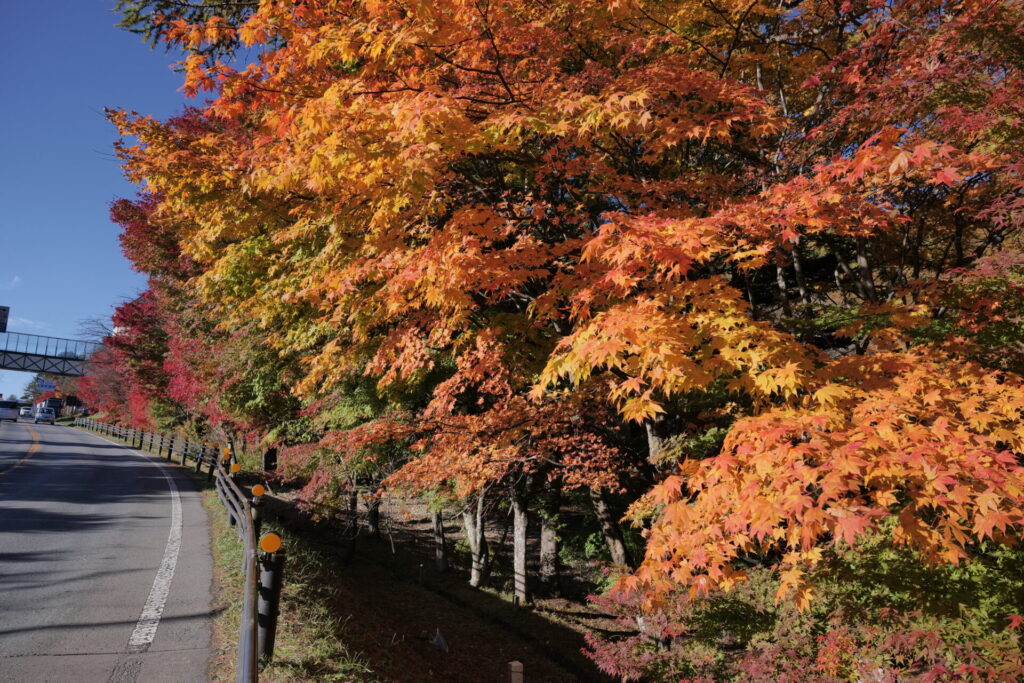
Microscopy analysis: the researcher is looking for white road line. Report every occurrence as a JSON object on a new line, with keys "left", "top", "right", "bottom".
{"left": 76, "top": 429, "right": 186, "bottom": 656}
{"left": 126, "top": 464, "right": 182, "bottom": 653}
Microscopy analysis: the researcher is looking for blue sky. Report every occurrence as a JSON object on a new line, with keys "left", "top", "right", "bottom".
{"left": 0, "top": 2, "right": 189, "bottom": 399}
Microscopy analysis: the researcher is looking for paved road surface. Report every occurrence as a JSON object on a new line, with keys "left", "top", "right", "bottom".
{"left": 0, "top": 420, "right": 213, "bottom": 682}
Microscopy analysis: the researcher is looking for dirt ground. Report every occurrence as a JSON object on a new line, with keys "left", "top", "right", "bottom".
{"left": 258, "top": 488, "right": 624, "bottom": 683}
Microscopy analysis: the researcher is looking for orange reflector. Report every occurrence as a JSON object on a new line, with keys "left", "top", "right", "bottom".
{"left": 230, "top": 463, "right": 241, "bottom": 473}
{"left": 252, "top": 484, "right": 266, "bottom": 497}
{"left": 260, "top": 533, "right": 282, "bottom": 553}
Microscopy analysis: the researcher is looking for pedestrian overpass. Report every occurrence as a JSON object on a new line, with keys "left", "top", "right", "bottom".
{"left": 0, "top": 331, "right": 100, "bottom": 377}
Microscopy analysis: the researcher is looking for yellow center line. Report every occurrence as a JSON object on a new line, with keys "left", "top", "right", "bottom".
{"left": 0, "top": 423, "right": 41, "bottom": 477}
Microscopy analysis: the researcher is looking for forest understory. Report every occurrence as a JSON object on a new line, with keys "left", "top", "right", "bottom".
{"left": 219, "top": 474, "right": 623, "bottom": 682}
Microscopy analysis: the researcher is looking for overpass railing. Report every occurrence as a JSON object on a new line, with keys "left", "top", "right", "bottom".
{"left": 74, "top": 417, "right": 281, "bottom": 683}
{"left": 0, "top": 331, "right": 99, "bottom": 359}
{"left": 0, "top": 332, "right": 101, "bottom": 377}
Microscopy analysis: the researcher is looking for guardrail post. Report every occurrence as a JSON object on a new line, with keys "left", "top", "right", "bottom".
{"left": 251, "top": 485, "right": 265, "bottom": 538}
{"left": 206, "top": 446, "right": 215, "bottom": 481}
{"left": 257, "top": 534, "right": 284, "bottom": 664}
{"left": 227, "top": 463, "right": 242, "bottom": 526}
{"left": 180, "top": 439, "right": 188, "bottom": 466}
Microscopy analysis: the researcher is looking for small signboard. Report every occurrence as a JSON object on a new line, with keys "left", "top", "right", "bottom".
{"left": 36, "top": 379, "right": 57, "bottom": 393}
{"left": 0, "top": 306, "right": 8, "bottom": 333}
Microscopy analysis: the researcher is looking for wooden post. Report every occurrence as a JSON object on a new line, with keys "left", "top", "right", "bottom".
{"left": 508, "top": 661, "right": 524, "bottom": 683}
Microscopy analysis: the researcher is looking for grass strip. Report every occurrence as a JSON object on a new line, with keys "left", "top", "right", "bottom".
{"left": 202, "top": 489, "right": 377, "bottom": 682}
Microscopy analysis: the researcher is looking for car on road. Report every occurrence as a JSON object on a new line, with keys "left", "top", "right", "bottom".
{"left": 0, "top": 400, "right": 18, "bottom": 422}
{"left": 33, "top": 407, "right": 56, "bottom": 425}
{"left": 19, "top": 406, "right": 32, "bottom": 418}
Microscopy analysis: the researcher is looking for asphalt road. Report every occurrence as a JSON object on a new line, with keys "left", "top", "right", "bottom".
{"left": 0, "top": 420, "right": 213, "bottom": 682}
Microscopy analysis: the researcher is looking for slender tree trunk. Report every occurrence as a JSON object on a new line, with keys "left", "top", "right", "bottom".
{"left": 341, "top": 484, "right": 358, "bottom": 559}
{"left": 791, "top": 245, "right": 810, "bottom": 306}
{"left": 462, "top": 494, "right": 490, "bottom": 588}
{"left": 511, "top": 484, "right": 530, "bottom": 606}
{"left": 744, "top": 274, "right": 758, "bottom": 319}
{"left": 645, "top": 417, "right": 668, "bottom": 465}
{"left": 366, "top": 496, "right": 380, "bottom": 538}
{"left": 776, "top": 264, "right": 794, "bottom": 321}
{"left": 538, "top": 481, "right": 561, "bottom": 595}
{"left": 834, "top": 251, "right": 865, "bottom": 300}
{"left": 432, "top": 509, "right": 449, "bottom": 573}
{"left": 856, "top": 238, "right": 877, "bottom": 302}
{"left": 589, "top": 487, "right": 632, "bottom": 568}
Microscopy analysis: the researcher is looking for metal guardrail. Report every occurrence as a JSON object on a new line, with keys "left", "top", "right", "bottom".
{"left": 75, "top": 418, "right": 261, "bottom": 682}
{"left": 75, "top": 417, "right": 216, "bottom": 477}
{"left": 214, "top": 451, "right": 260, "bottom": 683}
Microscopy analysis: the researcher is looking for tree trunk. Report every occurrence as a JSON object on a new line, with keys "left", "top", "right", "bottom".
{"left": 511, "top": 484, "right": 529, "bottom": 606}
{"left": 791, "top": 245, "right": 810, "bottom": 306}
{"left": 589, "top": 487, "right": 632, "bottom": 568}
{"left": 432, "top": 509, "right": 449, "bottom": 573}
{"left": 855, "top": 238, "right": 877, "bottom": 302}
{"left": 775, "top": 264, "right": 794, "bottom": 318}
{"left": 462, "top": 494, "right": 490, "bottom": 588}
{"left": 341, "top": 484, "right": 358, "bottom": 560}
{"left": 366, "top": 496, "right": 380, "bottom": 538}
{"left": 538, "top": 481, "right": 561, "bottom": 595}
{"left": 645, "top": 417, "right": 668, "bottom": 465}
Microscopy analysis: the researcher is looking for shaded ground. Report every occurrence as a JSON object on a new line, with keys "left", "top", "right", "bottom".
{"left": 251, "top": 490, "right": 619, "bottom": 682}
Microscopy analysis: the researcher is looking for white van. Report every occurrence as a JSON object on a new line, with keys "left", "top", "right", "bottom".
{"left": 0, "top": 400, "right": 18, "bottom": 422}
{"left": 33, "top": 407, "right": 56, "bottom": 425}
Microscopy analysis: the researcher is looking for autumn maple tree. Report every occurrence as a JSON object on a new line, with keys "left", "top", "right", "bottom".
{"left": 88, "top": 0, "right": 1024, "bottom": 677}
